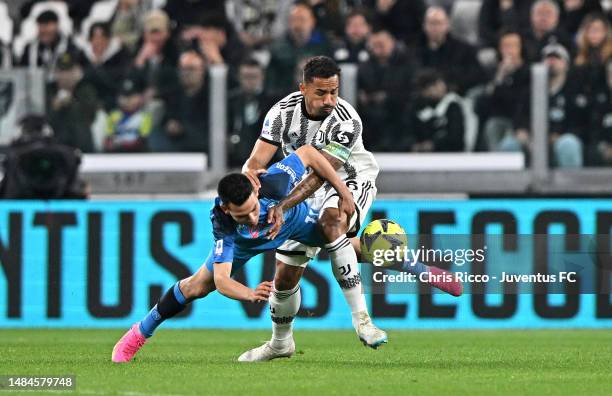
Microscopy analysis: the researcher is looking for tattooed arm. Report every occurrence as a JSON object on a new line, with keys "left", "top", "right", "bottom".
{"left": 266, "top": 151, "right": 349, "bottom": 239}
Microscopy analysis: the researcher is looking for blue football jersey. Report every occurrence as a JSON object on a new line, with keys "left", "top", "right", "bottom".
{"left": 209, "top": 153, "right": 323, "bottom": 268}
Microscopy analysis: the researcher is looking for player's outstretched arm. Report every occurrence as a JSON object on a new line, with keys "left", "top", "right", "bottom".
{"left": 266, "top": 146, "right": 354, "bottom": 239}
{"left": 213, "top": 262, "right": 273, "bottom": 302}
{"left": 294, "top": 145, "right": 354, "bottom": 217}
{"left": 242, "top": 139, "right": 278, "bottom": 191}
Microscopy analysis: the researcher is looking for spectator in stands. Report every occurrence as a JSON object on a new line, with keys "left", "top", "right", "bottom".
{"left": 479, "top": 0, "right": 536, "bottom": 48}
{"left": 573, "top": 13, "right": 612, "bottom": 104}
{"left": 111, "top": 0, "right": 144, "bottom": 52}
{"left": 150, "top": 51, "right": 208, "bottom": 153}
{"left": 505, "top": 44, "right": 584, "bottom": 167}
{"left": 365, "top": 0, "right": 426, "bottom": 46}
{"left": 228, "top": 58, "right": 276, "bottom": 167}
{"left": 587, "top": 59, "right": 612, "bottom": 166}
{"left": 226, "top": 0, "right": 292, "bottom": 48}
{"left": 178, "top": 13, "right": 246, "bottom": 89}
{"left": 17, "top": 1, "right": 97, "bottom": 27}
{"left": 414, "top": 6, "right": 484, "bottom": 95}
{"left": 406, "top": 70, "right": 465, "bottom": 153}
{"left": 82, "top": 22, "right": 131, "bottom": 111}
{"left": 522, "top": 0, "right": 575, "bottom": 61}
{"left": 333, "top": 8, "right": 372, "bottom": 64}
{"left": 104, "top": 74, "right": 151, "bottom": 152}
{"left": 18, "top": 10, "right": 82, "bottom": 73}
{"left": 46, "top": 53, "right": 98, "bottom": 153}
{"left": 559, "top": 0, "right": 602, "bottom": 36}
{"left": 164, "top": 0, "right": 226, "bottom": 30}
{"left": 266, "top": 2, "right": 331, "bottom": 96}
{"left": 12, "top": 0, "right": 40, "bottom": 23}
{"left": 179, "top": 14, "right": 245, "bottom": 68}
{"left": 358, "top": 29, "right": 413, "bottom": 152}
{"left": 132, "top": 9, "right": 179, "bottom": 99}
{"left": 478, "top": 30, "right": 530, "bottom": 150}
{"left": 307, "top": 0, "right": 344, "bottom": 39}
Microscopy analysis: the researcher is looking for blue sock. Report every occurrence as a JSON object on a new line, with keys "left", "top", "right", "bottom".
{"left": 401, "top": 260, "right": 429, "bottom": 276}
{"left": 139, "top": 305, "right": 162, "bottom": 338}
{"left": 139, "top": 282, "right": 187, "bottom": 338}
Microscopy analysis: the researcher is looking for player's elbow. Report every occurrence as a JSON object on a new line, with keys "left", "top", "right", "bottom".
{"left": 295, "top": 145, "right": 316, "bottom": 165}
{"left": 213, "top": 274, "right": 231, "bottom": 297}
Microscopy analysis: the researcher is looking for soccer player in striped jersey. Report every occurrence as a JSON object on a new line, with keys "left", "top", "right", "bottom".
{"left": 240, "top": 55, "right": 386, "bottom": 361}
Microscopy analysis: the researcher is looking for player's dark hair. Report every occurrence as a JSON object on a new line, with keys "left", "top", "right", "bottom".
{"left": 217, "top": 173, "right": 253, "bottom": 206}
{"left": 303, "top": 56, "right": 341, "bottom": 83}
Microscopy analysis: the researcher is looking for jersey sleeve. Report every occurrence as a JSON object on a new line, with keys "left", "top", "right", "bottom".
{"left": 258, "top": 153, "right": 306, "bottom": 200}
{"left": 322, "top": 117, "right": 362, "bottom": 163}
{"left": 259, "top": 102, "right": 283, "bottom": 147}
{"left": 210, "top": 202, "right": 236, "bottom": 263}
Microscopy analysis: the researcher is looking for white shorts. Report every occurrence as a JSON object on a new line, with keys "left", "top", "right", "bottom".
{"left": 275, "top": 178, "right": 377, "bottom": 267}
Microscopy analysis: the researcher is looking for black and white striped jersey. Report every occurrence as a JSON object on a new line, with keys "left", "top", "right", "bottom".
{"left": 259, "top": 92, "right": 379, "bottom": 182}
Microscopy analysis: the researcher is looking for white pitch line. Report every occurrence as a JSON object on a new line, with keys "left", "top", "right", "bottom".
{"left": 121, "top": 392, "right": 186, "bottom": 396}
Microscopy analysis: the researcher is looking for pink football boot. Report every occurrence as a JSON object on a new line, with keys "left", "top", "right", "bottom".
{"left": 112, "top": 323, "right": 147, "bottom": 363}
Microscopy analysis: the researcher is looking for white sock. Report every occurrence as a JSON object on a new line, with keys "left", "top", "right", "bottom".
{"left": 325, "top": 236, "right": 368, "bottom": 329}
{"left": 269, "top": 284, "right": 300, "bottom": 349}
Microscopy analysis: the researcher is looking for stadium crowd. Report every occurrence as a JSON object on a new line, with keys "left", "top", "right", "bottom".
{"left": 0, "top": 0, "right": 611, "bottom": 167}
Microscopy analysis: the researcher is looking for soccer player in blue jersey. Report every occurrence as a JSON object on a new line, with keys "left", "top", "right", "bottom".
{"left": 111, "top": 145, "right": 355, "bottom": 362}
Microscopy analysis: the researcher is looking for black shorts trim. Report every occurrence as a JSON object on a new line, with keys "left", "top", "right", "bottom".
{"left": 346, "top": 204, "right": 361, "bottom": 238}
{"left": 276, "top": 249, "right": 307, "bottom": 256}
{"left": 259, "top": 136, "right": 281, "bottom": 147}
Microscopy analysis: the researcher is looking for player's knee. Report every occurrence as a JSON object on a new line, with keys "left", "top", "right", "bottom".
{"left": 318, "top": 210, "right": 347, "bottom": 242}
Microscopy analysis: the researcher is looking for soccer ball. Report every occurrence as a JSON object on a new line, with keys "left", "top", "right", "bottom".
{"left": 360, "top": 219, "right": 408, "bottom": 267}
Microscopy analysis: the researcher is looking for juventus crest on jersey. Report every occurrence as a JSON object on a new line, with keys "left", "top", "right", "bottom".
{"left": 259, "top": 92, "right": 380, "bottom": 182}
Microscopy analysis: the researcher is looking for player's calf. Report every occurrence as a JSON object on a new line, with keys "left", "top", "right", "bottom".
{"left": 269, "top": 284, "right": 301, "bottom": 350}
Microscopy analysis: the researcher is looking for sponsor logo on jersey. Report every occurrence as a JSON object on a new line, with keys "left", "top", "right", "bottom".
{"left": 248, "top": 225, "right": 260, "bottom": 238}
{"left": 215, "top": 239, "right": 223, "bottom": 255}
{"left": 238, "top": 224, "right": 263, "bottom": 238}
{"left": 334, "top": 130, "right": 353, "bottom": 145}
{"left": 275, "top": 162, "right": 298, "bottom": 182}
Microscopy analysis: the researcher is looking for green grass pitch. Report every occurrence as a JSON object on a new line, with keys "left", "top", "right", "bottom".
{"left": 1, "top": 329, "right": 611, "bottom": 395}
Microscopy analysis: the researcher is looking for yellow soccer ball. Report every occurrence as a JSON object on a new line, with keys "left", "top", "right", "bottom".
{"left": 360, "top": 219, "right": 408, "bottom": 267}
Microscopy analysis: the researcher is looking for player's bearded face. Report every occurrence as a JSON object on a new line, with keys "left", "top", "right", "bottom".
{"left": 300, "top": 76, "right": 339, "bottom": 118}
{"left": 226, "top": 192, "right": 260, "bottom": 226}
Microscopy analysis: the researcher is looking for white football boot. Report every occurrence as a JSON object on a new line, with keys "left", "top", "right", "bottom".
{"left": 355, "top": 311, "right": 387, "bottom": 349}
{"left": 237, "top": 339, "right": 296, "bottom": 362}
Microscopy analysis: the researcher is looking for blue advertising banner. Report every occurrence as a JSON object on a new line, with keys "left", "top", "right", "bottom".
{"left": 1, "top": 199, "right": 612, "bottom": 329}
